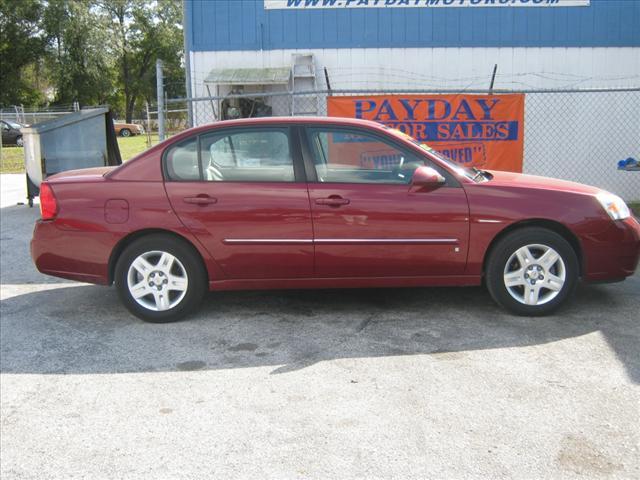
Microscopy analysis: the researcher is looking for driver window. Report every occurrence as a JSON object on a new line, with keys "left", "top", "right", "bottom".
{"left": 200, "top": 129, "right": 294, "bottom": 182}
{"left": 306, "top": 128, "right": 426, "bottom": 184}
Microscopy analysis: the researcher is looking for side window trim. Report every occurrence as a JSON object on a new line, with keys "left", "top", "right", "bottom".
{"left": 289, "top": 126, "right": 307, "bottom": 182}
{"left": 297, "top": 125, "right": 318, "bottom": 183}
{"left": 196, "top": 135, "right": 204, "bottom": 181}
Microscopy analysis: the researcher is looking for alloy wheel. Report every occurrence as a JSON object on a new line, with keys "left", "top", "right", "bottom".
{"left": 126, "top": 250, "right": 189, "bottom": 311}
{"left": 503, "top": 244, "right": 566, "bottom": 306}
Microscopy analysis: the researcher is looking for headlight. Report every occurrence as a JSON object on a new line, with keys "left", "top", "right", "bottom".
{"left": 596, "top": 192, "right": 631, "bottom": 221}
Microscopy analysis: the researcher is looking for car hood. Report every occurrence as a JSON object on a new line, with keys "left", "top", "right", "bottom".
{"left": 46, "top": 166, "right": 116, "bottom": 183}
{"left": 482, "top": 170, "right": 603, "bottom": 196}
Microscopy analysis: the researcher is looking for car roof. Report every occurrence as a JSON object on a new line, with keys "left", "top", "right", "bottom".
{"left": 182, "top": 116, "right": 386, "bottom": 136}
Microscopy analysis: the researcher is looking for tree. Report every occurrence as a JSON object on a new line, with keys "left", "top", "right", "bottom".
{"left": 0, "top": 0, "right": 184, "bottom": 116}
{"left": 98, "top": 0, "right": 184, "bottom": 122}
{"left": 43, "top": 0, "right": 116, "bottom": 106}
{"left": 0, "top": 0, "right": 47, "bottom": 107}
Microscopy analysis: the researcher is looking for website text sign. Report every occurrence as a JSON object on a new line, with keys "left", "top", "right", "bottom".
{"left": 265, "top": 0, "right": 590, "bottom": 10}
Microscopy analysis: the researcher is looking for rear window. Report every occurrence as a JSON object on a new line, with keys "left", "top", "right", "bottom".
{"left": 165, "top": 138, "right": 199, "bottom": 181}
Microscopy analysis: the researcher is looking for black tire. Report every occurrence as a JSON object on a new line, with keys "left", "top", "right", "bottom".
{"left": 114, "top": 234, "right": 207, "bottom": 322}
{"left": 16, "top": 136, "right": 23, "bottom": 147}
{"left": 485, "top": 227, "right": 579, "bottom": 316}
{"left": 120, "top": 128, "right": 131, "bottom": 137}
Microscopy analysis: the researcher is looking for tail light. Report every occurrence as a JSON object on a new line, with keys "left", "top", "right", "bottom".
{"left": 39, "top": 182, "right": 58, "bottom": 220}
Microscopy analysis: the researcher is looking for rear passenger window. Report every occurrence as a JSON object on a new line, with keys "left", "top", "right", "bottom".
{"left": 165, "top": 138, "right": 199, "bottom": 181}
{"left": 200, "top": 129, "right": 294, "bottom": 182}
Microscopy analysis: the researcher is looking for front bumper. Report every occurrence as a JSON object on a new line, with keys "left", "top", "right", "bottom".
{"left": 583, "top": 216, "right": 640, "bottom": 282}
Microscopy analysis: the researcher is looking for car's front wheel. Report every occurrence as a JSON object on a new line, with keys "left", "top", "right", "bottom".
{"left": 16, "top": 136, "right": 23, "bottom": 147}
{"left": 115, "top": 234, "right": 206, "bottom": 322}
{"left": 486, "top": 227, "right": 579, "bottom": 316}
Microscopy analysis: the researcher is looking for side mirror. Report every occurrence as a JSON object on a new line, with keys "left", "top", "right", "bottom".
{"left": 410, "top": 166, "right": 445, "bottom": 190}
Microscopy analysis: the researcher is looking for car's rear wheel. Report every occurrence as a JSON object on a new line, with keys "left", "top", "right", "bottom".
{"left": 120, "top": 128, "right": 131, "bottom": 137}
{"left": 115, "top": 234, "right": 206, "bottom": 322}
{"left": 486, "top": 227, "right": 579, "bottom": 316}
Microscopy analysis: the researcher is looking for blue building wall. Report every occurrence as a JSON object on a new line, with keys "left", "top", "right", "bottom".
{"left": 186, "top": 0, "right": 640, "bottom": 52}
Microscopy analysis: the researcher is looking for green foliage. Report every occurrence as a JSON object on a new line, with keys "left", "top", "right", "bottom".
{"left": 43, "top": 0, "right": 115, "bottom": 106}
{"left": 0, "top": 0, "right": 48, "bottom": 106}
{"left": 98, "top": 0, "right": 185, "bottom": 121}
{"left": 0, "top": 0, "right": 185, "bottom": 119}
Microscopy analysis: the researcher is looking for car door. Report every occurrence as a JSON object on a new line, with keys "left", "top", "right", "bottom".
{"left": 164, "top": 126, "right": 314, "bottom": 279}
{"left": 302, "top": 126, "right": 470, "bottom": 278}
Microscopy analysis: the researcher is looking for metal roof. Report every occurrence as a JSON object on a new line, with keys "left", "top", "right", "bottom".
{"left": 204, "top": 67, "right": 291, "bottom": 85}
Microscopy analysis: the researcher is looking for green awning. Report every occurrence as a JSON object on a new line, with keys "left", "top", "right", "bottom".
{"left": 204, "top": 67, "right": 291, "bottom": 85}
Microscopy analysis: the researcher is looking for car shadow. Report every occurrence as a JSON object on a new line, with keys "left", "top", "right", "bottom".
{"left": 1, "top": 279, "right": 638, "bottom": 383}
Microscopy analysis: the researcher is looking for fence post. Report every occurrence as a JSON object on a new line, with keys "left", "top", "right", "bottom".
{"left": 164, "top": 91, "right": 168, "bottom": 136}
{"left": 145, "top": 101, "right": 152, "bottom": 148}
{"left": 156, "top": 59, "right": 165, "bottom": 141}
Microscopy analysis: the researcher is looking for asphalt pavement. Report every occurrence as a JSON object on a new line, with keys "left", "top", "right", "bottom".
{"left": 1, "top": 173, "right": 638, "bottom": 479}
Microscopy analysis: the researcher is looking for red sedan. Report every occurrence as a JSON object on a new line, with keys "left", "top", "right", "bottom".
{"left": 31, "top": 117, "right": 640, "bottom": 322}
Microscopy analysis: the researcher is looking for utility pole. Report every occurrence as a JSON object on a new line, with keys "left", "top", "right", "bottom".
{"left": 182, "top": 0, "right": 193, "bottom": 128}
{"left": 156, "top": 59, "right": 165, "bottom": 141}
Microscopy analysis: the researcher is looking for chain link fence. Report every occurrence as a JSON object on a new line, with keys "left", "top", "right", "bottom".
{"left": 0, "top": 104, "right": 82, "bottom": 125}
{"left": 161, "top": 88, "right": 639, "bottom": 201}
{"left": 0, "top": 104, "right": 151, "bottom": 128}
{"left": 4, "top": 89, "right": 636, "bottom": 200}
{"left": 523, "top": 90, "right": 639, "bottom": 201}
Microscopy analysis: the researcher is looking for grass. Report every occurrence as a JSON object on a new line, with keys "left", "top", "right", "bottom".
{"left": 0, "top": 145, "right": 24, "bottom": 173}
{"left": 0, "top": 134, "right": 159, "bottom": 174}
{"left": 117, "top": 134, "right": 159, "bottom": 162}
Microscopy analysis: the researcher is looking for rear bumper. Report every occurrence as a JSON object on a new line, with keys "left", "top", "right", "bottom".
{"left": 31, "top": 220, "right": 113, "bottom": 285}
{"left": 583, "top": 216, "right": 640, "bottom": 282}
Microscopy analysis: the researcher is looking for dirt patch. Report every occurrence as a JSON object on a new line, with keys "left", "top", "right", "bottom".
{"left": 556, "top": 434, "right": 623, "bottom": 475}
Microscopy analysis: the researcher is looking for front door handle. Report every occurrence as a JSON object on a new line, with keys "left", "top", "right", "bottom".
{"left": 315, "top": 196, "right": 350, "bottom": 207}
{"left": 183, "top": 195, "right": 217, "bottom": 205}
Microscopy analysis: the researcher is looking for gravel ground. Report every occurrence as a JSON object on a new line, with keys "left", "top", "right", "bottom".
{"left": 1, "top": 173, "right": 638, "bottom": 479}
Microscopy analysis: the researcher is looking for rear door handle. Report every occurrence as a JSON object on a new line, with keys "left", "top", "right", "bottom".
{"left": 315, "top": 196, "right": 350, "bottom": 207}
{"left": 183, "top": 195, "right": 217, "bottom": 205}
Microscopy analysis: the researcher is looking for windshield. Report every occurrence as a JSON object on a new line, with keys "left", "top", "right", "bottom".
{"left": 384, "top": 127, "right": 481, "bottom": 182}
{"left": 6, "top": 121, "right": 21, "bottom": 129}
